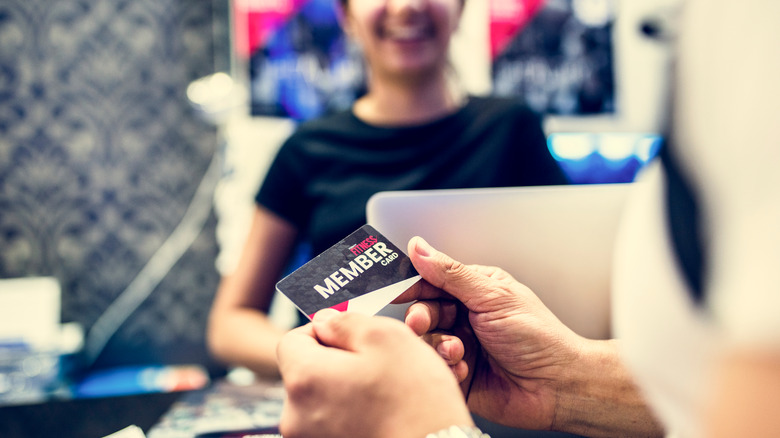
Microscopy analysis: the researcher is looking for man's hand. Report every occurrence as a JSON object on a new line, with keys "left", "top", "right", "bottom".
{"left": 277, "top": 309, "right": 474, "bottom": 438}
{"left": 396, "top": 236, "right": 586, "bottom": 431}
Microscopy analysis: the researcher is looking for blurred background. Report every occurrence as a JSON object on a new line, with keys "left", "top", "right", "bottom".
{"left": 0, "top": 0, "right": 675, "bottom": 436}
{"left": 1, "top": 0, "right": 226, "bottom": 371}
{"left": 0, "top": 0, "right": 225, "bottom": 435}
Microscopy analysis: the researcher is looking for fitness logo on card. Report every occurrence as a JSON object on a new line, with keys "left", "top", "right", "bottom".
{"left": 276, "top": 225, "right": 420, "bottom": 320}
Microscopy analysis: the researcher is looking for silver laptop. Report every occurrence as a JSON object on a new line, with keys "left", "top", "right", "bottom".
{"left": 366, "top": 184, "right": 633, "bottom": 340}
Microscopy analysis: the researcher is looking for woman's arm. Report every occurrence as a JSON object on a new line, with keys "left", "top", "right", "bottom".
{"left": 207, "top": 206, "right": 298, "bottom": 378}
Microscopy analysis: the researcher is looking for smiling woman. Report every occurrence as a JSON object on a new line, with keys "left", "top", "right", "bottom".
{"left": 338, "top": 0, "right": 467, "bottom": 125}
{"left": 341, "top": 0, "right": 461, "bottom": 73}
{"left": 206, "top": 0, "right": 568, "bottom": 379}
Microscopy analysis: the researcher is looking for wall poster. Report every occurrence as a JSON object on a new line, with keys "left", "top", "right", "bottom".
{"left": 491, "top": 0, "right": 616, "bottom": 115}
{"left": 235, "top": 0, "right": 365, "bottom": 120}
{"left": 237, "top": 0, "right": 615, "bottom": 120}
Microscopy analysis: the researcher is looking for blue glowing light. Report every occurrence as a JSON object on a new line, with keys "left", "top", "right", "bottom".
{"left": 548, "top": 133, "right": 662, "bottom": 184}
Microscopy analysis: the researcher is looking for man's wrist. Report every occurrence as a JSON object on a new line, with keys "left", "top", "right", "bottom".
{"left": 424, "top": 425, "right": 490, "bottom": 438}
{"left": 554, "top": 339, "right": 664, "bottom": 437}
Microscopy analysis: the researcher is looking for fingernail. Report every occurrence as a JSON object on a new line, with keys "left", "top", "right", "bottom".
{"left": 414, "top": 237, "right": 434, "bottom": 257}
{"left": 437, "top": 340, "right": 451, "bottom": 360}
{"left": 313, "top": 308, "right": 339, "bottom": 322}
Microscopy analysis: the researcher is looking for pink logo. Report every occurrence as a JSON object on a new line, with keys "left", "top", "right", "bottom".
{"left": 309, "top": 300, "right": 349, "bottom": 320}
{"left": 234, "top": 0, "right": 309, "bottom": 58}
{"left": 490, "top": 0, "right": 545, "bottom": 59}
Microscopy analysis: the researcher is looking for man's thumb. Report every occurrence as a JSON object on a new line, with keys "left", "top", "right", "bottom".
{"left": 407, "top": 236, "right": 490, "bottom": 308}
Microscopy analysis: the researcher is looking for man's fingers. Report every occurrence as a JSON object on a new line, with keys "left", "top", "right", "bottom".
{"left": 310, "top": 309, "right": 367, "bottom": 352}
{"left": 393, "top": 277, "right": 449, "bottom": 303}
{"left": 451, "top": 360, "right": 469, "bottom": 384}
{"left": 422, "top": 332, "right": 469, "bottom": 382}
{"left": 277, "top": 322, "right": 335, "bottom": 382}
{"left": 311, "top": 308, "right": 412, "bottom": 353}
{"left": 405, "top": 300, "right": 459, "bottom": 336}
{"left": 408, "top": 237, "right": 495, "bottom": 308}
{"left": 422, "top": 333, "right": 465, "bottom": 365}
{"left": 277, "top": 323, "right": 317, "bottom": 364}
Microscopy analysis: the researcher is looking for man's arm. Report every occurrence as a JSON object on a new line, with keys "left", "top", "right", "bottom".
{"left": 401, "top": 237, "right": 664, "bottom": 437}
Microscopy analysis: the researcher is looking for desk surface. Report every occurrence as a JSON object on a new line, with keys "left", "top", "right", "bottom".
{"left": 146, "top": 379, "right": 284, "bottom": 438}
{"left": 0, "top": 391, "right": 181, "bottom": 438}
{"left": 146, "top": 378, "right": 584, "bottom": 438}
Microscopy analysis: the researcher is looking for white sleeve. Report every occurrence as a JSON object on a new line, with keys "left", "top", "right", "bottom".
{"left": 675, "top": 0, "right": 780, "bottom": 347}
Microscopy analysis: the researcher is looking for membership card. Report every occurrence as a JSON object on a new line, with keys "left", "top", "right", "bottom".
{"left": 276, "top": 225, "right": 420, "bottom": 320}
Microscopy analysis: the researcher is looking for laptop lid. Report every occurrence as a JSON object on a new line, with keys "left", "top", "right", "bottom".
{"left": 366, "top": 184, "right": 632, "bottom": 340}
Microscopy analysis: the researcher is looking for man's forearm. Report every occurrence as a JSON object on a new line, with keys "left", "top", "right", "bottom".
{"left": 553, "top": 339, "right": 665, "bottom": 437}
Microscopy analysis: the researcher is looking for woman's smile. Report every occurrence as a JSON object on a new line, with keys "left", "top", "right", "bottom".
{"left": 344, "top": 0, "right": 462, "bottom": 80}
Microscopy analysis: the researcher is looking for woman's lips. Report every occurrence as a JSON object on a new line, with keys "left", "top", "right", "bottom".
{"left": 380, "top": 22, "right": 435, "bottom": 42}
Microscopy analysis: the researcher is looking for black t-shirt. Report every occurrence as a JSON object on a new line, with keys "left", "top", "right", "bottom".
{"left": 256, "top": 95, "right": 569, "bottom": 255}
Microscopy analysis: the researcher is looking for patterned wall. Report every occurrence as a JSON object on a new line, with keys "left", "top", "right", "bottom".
{"left": 0, "top": 0, "right": 223, "bottom": 372}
